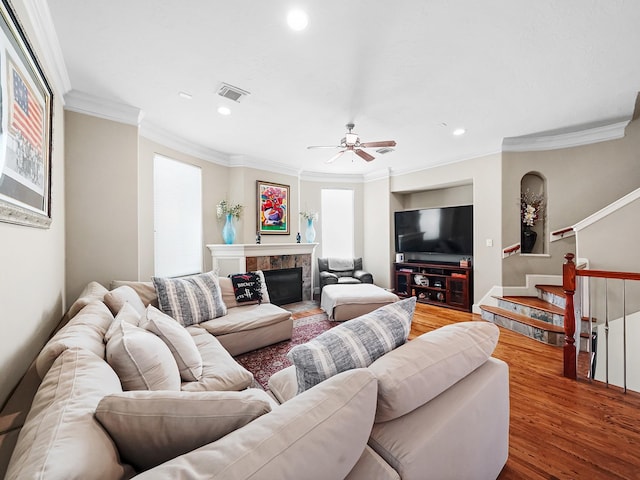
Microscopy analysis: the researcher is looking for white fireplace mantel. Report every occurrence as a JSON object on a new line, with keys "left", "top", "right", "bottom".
{"left": 206, "top": 243, "right": 318, "bottom": 276}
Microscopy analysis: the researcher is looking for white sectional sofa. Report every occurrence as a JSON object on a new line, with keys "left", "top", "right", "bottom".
{"left": 1, "top": 274, "right": 510, "bottom": 479}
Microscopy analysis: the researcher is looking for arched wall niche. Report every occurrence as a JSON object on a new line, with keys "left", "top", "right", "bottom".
{"left": 520, "top": 172, "right": 546, "bottom": 254}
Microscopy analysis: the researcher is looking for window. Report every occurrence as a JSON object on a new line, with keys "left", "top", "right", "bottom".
{"left": 321, "top": 188, "right": 354, "bottom": 258}
{"left": 153, "top": 155, "right": 202, "bottom": 277}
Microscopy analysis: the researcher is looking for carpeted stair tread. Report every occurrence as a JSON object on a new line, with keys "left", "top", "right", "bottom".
{"left": 494, "top": 295, "right": 564, "bottom": 315}
{"left": 535, "top": 284, "right": 565, "bottom": 297}
{"left": 480, "top": 305, "right": 564, "bottom": 333}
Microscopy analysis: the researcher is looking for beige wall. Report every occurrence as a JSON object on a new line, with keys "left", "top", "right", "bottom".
{"left": 390, "top": 154, "right": 503, "bottom": 305}
{"left": 65, "top": 112, "right": 139, "bottom": 305}
{"left": 364, "top": 176, "right": 393, "bottom": 289}
{"left": 577, "top": 196, "right": 640, "bottom": 272}
{"left": 402, "top": 184, "right": 473, "bottom": 209}
{"left": 0, "top": 1, "right": 66, "bottom": 406}
{"left": 502, "top": 118, "right": 640, "bottom": 285}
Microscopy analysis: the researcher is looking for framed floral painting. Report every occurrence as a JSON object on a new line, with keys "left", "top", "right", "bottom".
{"left": 257, "top": 180, "right": 289, "bottom": 235}
{"left": 0, "top": 0, "right": 54, "bottom": 228}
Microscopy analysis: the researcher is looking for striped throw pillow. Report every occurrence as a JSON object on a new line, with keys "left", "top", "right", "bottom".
{"left": 152, "top": 272, "right": 227, "bottom": 327}
{"left": 287, "top": 296, "right": 416, "bottom": 392}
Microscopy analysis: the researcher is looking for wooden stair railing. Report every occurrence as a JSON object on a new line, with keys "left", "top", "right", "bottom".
{"left": 502, "top": 243, "right": 520, "bottom": 258}
{"left": 563, "top": 253, "right": 640, "bottom": 381}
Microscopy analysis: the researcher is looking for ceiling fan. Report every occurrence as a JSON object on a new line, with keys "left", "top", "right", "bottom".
{"left": 307, "top": 123, "right": 396, "bottom": 163}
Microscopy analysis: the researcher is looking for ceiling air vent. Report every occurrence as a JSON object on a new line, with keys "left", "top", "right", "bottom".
{"left": 217, "top": 83, "right": 250, "bottom": 103}
{"left": 376, "top": 147, "right": 395, "bottom": 155}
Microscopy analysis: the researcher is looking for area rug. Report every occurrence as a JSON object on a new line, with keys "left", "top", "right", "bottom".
{"left": 234, "top": 303, "right": 340, "bottom": 389}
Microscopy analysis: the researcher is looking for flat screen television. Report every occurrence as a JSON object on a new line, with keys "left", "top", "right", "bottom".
{"left": 394, "top": 205, "right": 473, "bottom": 256}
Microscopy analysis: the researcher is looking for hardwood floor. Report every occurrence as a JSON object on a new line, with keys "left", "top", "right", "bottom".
{"left": 411, "top": 303, "right": 640, "bottom": 480}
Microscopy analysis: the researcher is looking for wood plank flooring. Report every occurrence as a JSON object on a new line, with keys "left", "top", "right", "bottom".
{"left": 411, "top": 303, "right": 640, "bottom": 480}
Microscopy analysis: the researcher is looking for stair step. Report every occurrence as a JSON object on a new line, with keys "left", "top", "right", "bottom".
{"left": 535, "top": 284, "right": 565, "bottom": 297}
{"left": 493, "top": 296, "right": 564, "bottom": 328}
{"left": 481, "top": 306, "right": 564, "bottom": 333}
{"left": 480, "top": 305, "right": 564, "bottom": 347}
{"left": 497, "top": 296, "right": 564, "bottom": 316}
{"left": 535, "top": 284, "right": 566, "bottom": 309}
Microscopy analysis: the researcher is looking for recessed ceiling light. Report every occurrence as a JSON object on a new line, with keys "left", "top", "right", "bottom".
{"left": 287, "top": 9, "right": 308, "bottom": 31}
{"left": 178, "top": 91, "right": 192, "bottom": 100}
{"left": 453, "top": 128, "right": 466, "bottom": 136}
{"left": 217, "top": 106, "right": 231, "bottom": 116}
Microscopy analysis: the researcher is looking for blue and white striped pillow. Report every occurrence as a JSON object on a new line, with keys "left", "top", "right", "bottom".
{"left": 152, "top": 272, "right": 227, "bottom": 327}
{"left": 287, "top": 297, "right": 416, "bottom": 392}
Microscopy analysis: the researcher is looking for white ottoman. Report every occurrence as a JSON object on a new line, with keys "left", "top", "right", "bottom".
{"left": 321, "top": 284, "right": 399, "bottom": 321}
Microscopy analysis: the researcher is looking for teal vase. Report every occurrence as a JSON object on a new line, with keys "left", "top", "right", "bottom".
{"left": 222, "top": 213, "right": 236, "bottom": 244}
{"left": 305, "top": 218, "right": 316, "bottom": 243}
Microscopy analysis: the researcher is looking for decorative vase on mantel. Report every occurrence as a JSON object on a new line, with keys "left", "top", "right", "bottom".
{"left": 222, "top": 213, "right": 236, "bottom": 245}
{"left": 305, "top": 218, "right": 316, "bottom": 243}
{"left": 521, "top": 225, "right": 537, "bottom": 253}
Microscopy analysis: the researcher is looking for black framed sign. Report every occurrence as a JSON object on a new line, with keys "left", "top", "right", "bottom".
{"left": 0, "top": 0, "right": 53, "bottom": 228}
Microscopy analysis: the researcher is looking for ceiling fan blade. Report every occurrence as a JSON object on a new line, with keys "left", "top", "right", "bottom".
{"left": 355, "top": 149, "right": 375, "bottom": 162}
{"left": 327, "top": 150, "right": 346, "bottom": 164}
{"left": 307, "top": 145, "right": 342, "bottom": 149}
{"left": 359, "top": 140, "right": 397, "bottom": 148}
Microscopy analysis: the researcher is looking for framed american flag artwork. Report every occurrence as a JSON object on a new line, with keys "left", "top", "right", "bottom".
{"left": 0, "top": 0, "right": 53, "bottom": 228}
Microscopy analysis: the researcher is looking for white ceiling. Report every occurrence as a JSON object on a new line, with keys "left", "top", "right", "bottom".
{"left": 45, "top": 0, "right": 640, "bottom": 176}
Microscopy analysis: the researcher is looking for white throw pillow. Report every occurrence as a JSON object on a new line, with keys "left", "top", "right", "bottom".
{"left": 369, "top": 321, "right": 500, "bottom": 422}
{"left": 36, "top": 300, "right": 114, "bottom": 379}
{"left": 103, "top": 285, "right": 147, "bottom": 317}
{"left": 110, "top": 280, "right": 158, "bottom": 307}
{"left": 287, "top": 297, "right": 416, "bottom": 392}
{"left": 141, "top": 305, "right": 203, "bottom": 381}
{"left": 95, "top": 389, "right": 273, "bottom": 471}
{"left": 66, "top": 281, "right": 109, "bottom": 320}
{"left": 5, "top": 348, "right": 130, "bottom": 480}
{"left": 105, "top": 304, "right": 181, "bottom": 391}
{"left": 132, "top": 369, "right": 378, "bottom": 480}
{"left": 152, "top": 271, "right": 227, "bottom": 327}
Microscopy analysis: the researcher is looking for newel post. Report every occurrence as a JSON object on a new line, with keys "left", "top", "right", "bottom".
{"left": 563, "top": 253, "right": 577, "bottom": 379}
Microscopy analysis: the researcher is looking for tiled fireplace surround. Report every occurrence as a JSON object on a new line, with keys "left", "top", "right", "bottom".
{"left": 206, "top": 244, "right": 318, "bottom": 301}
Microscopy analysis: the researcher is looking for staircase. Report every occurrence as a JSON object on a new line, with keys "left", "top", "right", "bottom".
{"left": 480, "top": 285, "right": 564, "bottom": 346}
{"left": 480, "top": 285, "right": 591, "bottom": 350}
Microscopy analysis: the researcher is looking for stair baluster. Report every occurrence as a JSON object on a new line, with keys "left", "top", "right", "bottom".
{"left": 562, "top": 253, "right": 577, "bottom": 379}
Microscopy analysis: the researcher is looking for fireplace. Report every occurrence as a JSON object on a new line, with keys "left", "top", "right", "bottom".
{"left": 206, "top": 243, "right": 318, "bottom": 300}
{"left": 262, "top": 267, "right": 303, "bottom": 306}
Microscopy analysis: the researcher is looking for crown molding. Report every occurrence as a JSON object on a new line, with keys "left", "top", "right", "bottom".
{"left": 502, "top": 118, "right": 630, "bottom": 152}
{"left": 64, "top": 90, "right": 143, "bottom": 126}
{"left": 388, "top": 150, "right": 501, "bottom": 178}
{"left": 363, "top": 167, "right": 391, "bottom": 183}
{"left": 140, "top": 123, "right": 230, "bottom": 165}
{"left": 229, "top": 155, "right": 301, "bottom": 178}
{"left": 22, "top": 0, "right": 71, "bottom": 96}
{"left": 299, "top": 170, "right": 365, "bottom": 183}
{"left": 573, "top": 187, "right": 640, "bottom": 232}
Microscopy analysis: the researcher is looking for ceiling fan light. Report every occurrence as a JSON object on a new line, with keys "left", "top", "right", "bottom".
{"left": 345, "top": 132, "right": 358, "bottom": 145}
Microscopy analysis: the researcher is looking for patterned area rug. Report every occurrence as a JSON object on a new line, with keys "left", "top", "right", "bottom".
{"left": 234, "top": 302, "right": 340, "bottom": 389}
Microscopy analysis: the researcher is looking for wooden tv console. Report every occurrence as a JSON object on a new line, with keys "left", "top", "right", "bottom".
{"left": 394, "top": 261, "right": 472, "bottom": 312}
